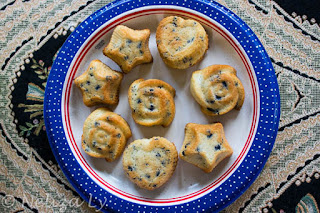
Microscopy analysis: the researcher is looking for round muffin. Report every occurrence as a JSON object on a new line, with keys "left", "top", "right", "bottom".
{"left": 190, "top": 65, "right": 245, "bottom": 116}
{"left": 122, "top": 137, "right": 178, "bottom": 190}
{"left": 128, "top": 78, "right": 176, "bottom": 127}
{"left": 81, "top": 108, "right": 132, "bottom": 162}
{"left": 156, "top": 16, "right": 208, "bottom": 69}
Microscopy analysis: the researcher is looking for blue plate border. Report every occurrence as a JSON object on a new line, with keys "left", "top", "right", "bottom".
{"left": 44, "top": 0, "right": 280, "bottom": 212}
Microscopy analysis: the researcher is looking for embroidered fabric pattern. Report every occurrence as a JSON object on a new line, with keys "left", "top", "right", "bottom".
{"left": 0, "top": 0, "right": 319, "bottom": 212}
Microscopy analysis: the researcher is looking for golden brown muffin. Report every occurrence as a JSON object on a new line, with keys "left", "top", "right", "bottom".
{"left": 81, "top": 108, "right": 132, "bottom": 162}
{"left": 179, "top": 123, "right": 233, "bottom": 173}
{"left": 122, "top": 137, "right": 178, "bottom": 190}
{"left": 103, "top": 25, "right": 153, "bottom": 73}
{"left": 190, "top": 65, "right": 245, "bottom": 116}
{"left": 128, "top": 79, "right": 176, "bottom": 127}
{"left": 156, "top": 16, "right": 208, "bottom": 69}
{"left": 74, "top": 59, "right": 123, "bottom": 107}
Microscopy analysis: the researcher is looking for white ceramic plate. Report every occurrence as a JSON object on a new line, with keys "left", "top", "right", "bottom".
{"left": 44, "top": 1, "right": 280, "bottom": 212}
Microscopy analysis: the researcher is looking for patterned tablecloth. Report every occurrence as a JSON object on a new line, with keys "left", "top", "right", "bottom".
{"left": 0, "top": 0, "right": 319, "bottom": 212}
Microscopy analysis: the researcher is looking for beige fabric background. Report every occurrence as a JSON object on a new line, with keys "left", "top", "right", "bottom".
{"left": 0, "top": 0, "right": 319, "bottom": 212}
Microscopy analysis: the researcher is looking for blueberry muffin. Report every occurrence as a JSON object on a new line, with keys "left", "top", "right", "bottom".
{"left": 122, "top": 137, "right": 178, "bottom": 190}
{"left": 190, "top": 65, "right": 245, "bottom": 116}
{"left": 179, "top": 123, "right": 233, "bottom": 173}
{"left": 74, "top": 59, "right": 123, "bottom": 107}
{"left": 128, "top": 79, "right": 176, "bottom": 127}
{"left": 81, "top": 108, "right": 132, "bottom": 162}
{"left": 156, "top": 16, "right": 208, "bottom": 69}
{"left": 103, "top": 25, "right": 153, "bottom": 73}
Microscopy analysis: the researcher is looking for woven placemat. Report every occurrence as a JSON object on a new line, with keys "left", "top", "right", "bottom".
{"left": 0, "top": 0, "right": 319, "bottom": 212}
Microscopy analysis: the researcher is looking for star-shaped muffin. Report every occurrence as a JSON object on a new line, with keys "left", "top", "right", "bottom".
{"left": 179, "top": 123, "right": 233, "bottom": 173}
{"left": 103, "top": 25, "right": 153, "bottom": 73}
{"left": 74, "top": 59, "right": 123, "bottom": 107}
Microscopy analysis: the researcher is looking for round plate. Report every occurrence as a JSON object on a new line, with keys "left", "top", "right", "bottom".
{"left": 44, "top": 0, "right": 280, "bottom": 212}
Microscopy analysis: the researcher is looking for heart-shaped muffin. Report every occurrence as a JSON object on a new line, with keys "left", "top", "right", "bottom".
{"left": 156, "top": 16, "right": 208, "bottom": 69}
{"left": 122, "top": 137, "right": 178, "bottom": 190}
